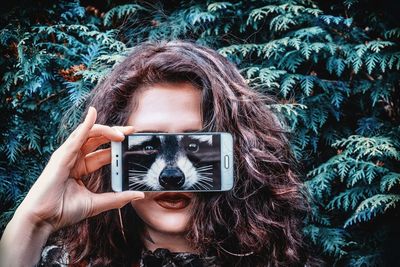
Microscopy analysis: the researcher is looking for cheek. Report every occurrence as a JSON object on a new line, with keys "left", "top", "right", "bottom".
{"left": 131, "top": 199, "right": 192, "bottom": 234}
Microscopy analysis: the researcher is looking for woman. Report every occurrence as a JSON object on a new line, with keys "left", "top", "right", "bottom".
{"left": 0, "top": 40, "right": 311, "bottom": 266}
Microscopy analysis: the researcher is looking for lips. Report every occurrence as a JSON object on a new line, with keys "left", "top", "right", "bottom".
{"left": 153, "top": 192, "right": 192, "bottom": 210}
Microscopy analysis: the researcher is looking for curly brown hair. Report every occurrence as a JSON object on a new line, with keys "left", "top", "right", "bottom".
{"left": 50, "top": 40, "right": 312, "bottom": 266}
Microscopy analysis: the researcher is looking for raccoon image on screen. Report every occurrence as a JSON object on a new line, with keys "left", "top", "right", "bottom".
{"left": 122, "top": 134, "right": 221, "bottom": 191}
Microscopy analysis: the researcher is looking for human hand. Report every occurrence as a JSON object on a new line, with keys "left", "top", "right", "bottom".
{"left": 14, "top": 106, "right": 144, "bottom": 233}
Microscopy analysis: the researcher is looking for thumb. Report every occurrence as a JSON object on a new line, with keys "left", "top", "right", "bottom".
{"left": 90, "top": 191, "right": 145, "bottom": 216}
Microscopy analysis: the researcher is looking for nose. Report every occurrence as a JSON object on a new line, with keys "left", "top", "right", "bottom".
{"left": 159, "top": 167, "right": 185, "bottom": 189}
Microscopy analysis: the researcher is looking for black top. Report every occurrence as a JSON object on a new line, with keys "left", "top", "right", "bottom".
{"left": 37, "top": 245, "right": 221, "bottom": 267}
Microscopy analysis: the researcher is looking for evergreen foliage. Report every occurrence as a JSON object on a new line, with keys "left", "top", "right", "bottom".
{"left": 1, "top": 0, "right": 399, "bottom": 265}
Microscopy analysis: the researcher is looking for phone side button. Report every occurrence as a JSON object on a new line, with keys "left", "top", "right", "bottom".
{"left": 224, "top": 155, "right": 229, "bottom": 169}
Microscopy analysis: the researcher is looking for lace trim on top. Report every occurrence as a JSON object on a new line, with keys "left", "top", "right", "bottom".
{"left": 38, "top": 245, "right": 220, "bottom": 267}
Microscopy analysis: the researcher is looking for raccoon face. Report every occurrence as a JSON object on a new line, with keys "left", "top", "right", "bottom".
{"left": 126, "top": 134, "right": 218, "bottom": 190}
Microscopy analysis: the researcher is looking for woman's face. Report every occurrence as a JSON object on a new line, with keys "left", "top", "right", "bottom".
{"left": 127, "top": 82, "right": 202, "bottom": 235}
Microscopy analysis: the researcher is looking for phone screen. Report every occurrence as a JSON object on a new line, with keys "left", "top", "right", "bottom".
{"left": 121, "top": 133, "right": 221, "bottom": 191}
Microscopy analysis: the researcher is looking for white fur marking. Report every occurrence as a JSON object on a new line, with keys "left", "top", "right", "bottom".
{"left": 191, "top": 135, "right": 213, "bottom": 145}
{"left": 128, "top": 136, "right": 152, "bottom": 147}
{"left": 177, "top": 154, "right": 199, "bottom": 189}
{"left": 144, "top": 157, "right": 166, "bottom": 190}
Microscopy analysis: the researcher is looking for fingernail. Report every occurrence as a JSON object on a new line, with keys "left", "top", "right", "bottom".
{"left": 84, "top": 106, "right": 95, "bottom": 121}
{"left": 131, "top": 191, "right": 145, "bottom": 199}
{"left": 123, "top": 126, "right": 135, "bottom": 135}
{"left": 114, "top": 128, "right": 125, "bottom": 138}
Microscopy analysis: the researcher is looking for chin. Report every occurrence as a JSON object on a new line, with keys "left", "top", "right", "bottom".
{"left": 131, "top": 192, "right": 194, "bottom": 234}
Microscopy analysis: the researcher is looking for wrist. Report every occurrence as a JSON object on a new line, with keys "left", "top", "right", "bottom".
{"left": 13, "top": 207, "right": 55, "bottom": 235}
{"left": 0, "top": 209, "right": 53, "bottom": 267}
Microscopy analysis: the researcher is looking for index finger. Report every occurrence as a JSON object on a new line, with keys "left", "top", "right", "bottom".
{"left": 111, "top": 125, "right": 137, "bottom": 135}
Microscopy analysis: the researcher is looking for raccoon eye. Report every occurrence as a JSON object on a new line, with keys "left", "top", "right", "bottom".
{"left": 143, "top": 145, "right": 157, "bottom": 155}
{"left": 187, "top": 143, "right": 199, "bottom": 153}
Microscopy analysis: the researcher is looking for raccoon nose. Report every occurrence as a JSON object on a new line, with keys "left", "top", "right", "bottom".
{"left": 159, "top": 167, "right": 185, "bottom": 189}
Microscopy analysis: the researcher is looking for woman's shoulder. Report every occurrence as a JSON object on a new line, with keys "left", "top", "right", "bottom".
{"left": 37, "top": 244, "right": 71, "bottom": 267}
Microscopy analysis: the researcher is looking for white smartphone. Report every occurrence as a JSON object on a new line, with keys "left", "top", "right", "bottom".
{"left": 111, "top": 132, "right": 234, "bottom": 192}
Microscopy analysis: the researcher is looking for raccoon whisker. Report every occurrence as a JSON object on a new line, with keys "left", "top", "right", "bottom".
{"left": 129, "top": 179, "right": 147, "bottom": 187}
{"left": 199, "top": 171, "right": 213, "bottom": 175}
{"left": 130, "top": 173, "right": 148, "bottom": 179}
{"left": 198, "top": 174, "right": 213, "bottom": 178}
{"left": 191, "top": 184, "right": 201, "bottom": 191}
{"left": 197, "top": 170, "right": 213, "bottom": 174}
{"left": 198, "top": 179, "right": 213, "bottom": 186}
{"left": 129, "top": 179, "right": 146, "bottom": 184}
{"left": 129, "top": 171, "right": 147, "bottom": 175}
{"left": 131, "top": 180, "right": 146, "bottom": 185}
{"left": 194, "top": 182, "right": 207, "bottom": 190}
{"left": 129, "top": 175, "right": 147, "bottom": 179}
{"left": 196, "top": 184, "right": 206, "bottom": 191}
{"left": 132, "top": 162, "right": 150, "bottom": 170}
{"left": 198, "top": 171, "right": 212, "bottom": 175}
{"left": 197, "top": 175, "right": 213, "bottom": 181}
{"left": 129, "top": 174, "right": 147, "bottom": 177}
{"left": 198, "top": 178, "right": 213, "bottom": 184}
{"left": 197, "top": 177, "right": 212, "bottom": 184}
{"left": 129, "top": 179, "right": 145, "bottom": 183}
{"left": 196, "top": 168, "right": 213, "bottom": 172}
{"left": 197, "top": 184, "right": 212, "bottom": 190}
{"left": 129, "top": 170, "right": 148, "bottom": 174}
{"left": 196, "top": 167, "right": 213, "bottom": 170}
{"left": 198, "top": 164, "right": 213, "bottom": 167}
{"left": 128, "top": 174, "right": 147, "bottom": 179}
{"left": 197, "top": 174, "right": 213, "bottom": 178}
{"left": 196, "top": 182, "right": 211, "bottom": 190}
{"left": 196, "top": 166, "right": 213, "bottom": 170}
{"left": 137, "top": 183, "right": 149, "bottom": 190}
{"left": 197, "top": 179, "right": 213, "bottom": 187}
{"left": 129, "top": 178, "right": 146, "bottom": 183}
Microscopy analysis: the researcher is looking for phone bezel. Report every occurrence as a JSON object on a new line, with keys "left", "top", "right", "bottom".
{"left": 111, "top": 132, "right": 234, "bottom": 192}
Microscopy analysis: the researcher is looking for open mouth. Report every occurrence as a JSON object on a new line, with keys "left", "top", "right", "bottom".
{"left": 153, "top": 193, "right": 192, "bottom": 210}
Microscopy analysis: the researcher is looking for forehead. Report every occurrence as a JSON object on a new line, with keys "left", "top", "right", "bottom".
{"left": 127, "top": 82, "right": 203, "bottom": 133}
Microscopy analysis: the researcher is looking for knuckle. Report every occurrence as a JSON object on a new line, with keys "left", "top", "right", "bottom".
{"left": 88, "top": 194, "right": 95, "bottom": 217}
{"left": 72, "top": 123, "right": 83, "bottom": 134}
{"left": 111, "top": 125, "right": 122, "bottom": 132}
{"left": 113, "top": 193, "right": 124, "bottom": 208}
{"left": 50, "top": 147, "right": 61, "bottom": 161}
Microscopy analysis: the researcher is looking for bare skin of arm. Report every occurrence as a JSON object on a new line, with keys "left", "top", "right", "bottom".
{"left": 0, "top": 107, "right": 144, "bottom": 267}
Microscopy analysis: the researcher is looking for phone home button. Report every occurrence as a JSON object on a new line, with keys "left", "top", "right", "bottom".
{"left": 224, "top": 155, "right": 229, "bottom": 169}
